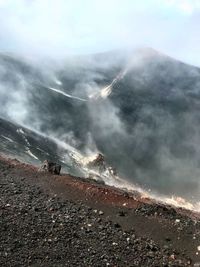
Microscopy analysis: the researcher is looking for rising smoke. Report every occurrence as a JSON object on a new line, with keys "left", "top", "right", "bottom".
{"left": 0, "top": 1, "right": 200, "bottom": 208}
{"left": 1, "top": 48, "right": 200, "bottom": 205}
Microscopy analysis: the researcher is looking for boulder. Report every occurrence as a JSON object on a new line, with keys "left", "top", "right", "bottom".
{"left": 39, "top": 160, "right": 61, "bottom": 175}
{"left": 87, "top": 153, "right": 106, "bottom": 173}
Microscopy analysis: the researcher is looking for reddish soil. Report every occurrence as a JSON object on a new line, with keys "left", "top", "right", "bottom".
{"left": 1, "top": 155, "right": 200, "bottom": 266}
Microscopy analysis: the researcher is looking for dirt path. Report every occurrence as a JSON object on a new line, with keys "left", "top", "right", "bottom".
{"left": 0, "top": 156, "right": 200, "bottom": 266}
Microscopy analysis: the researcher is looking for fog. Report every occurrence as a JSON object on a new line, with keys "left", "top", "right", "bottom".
{"left": 0, "top": 0, "right": 200, "bottom": 66}
{"left": 0, "top": 1, "right": 200, "bottom": 207}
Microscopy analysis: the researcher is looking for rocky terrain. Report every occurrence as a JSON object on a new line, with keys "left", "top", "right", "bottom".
{"left": 0, "top": 155, "right": 200, "bottom": 266}
{"left": 1, "top": 47, "right": 200, "bottom": 267}
{"left": 1, "top": 49, "right": 200, "bottom": 200}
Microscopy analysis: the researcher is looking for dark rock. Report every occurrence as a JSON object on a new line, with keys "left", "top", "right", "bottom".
{"left": 118, "top": 210, "right": 126, "bottom": 217}
{"left": 114, "top": 223, "right": 121, "bottom": 228}
{"left": 87, "top": 153, "right": 106, "bottom": 173}
{"left": 39, "top": 160, "right": 61, "bottom": 175}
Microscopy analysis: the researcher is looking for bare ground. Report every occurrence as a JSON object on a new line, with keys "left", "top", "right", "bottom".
{"left": 0, "top": 155, "right": 200, "bottom": 266}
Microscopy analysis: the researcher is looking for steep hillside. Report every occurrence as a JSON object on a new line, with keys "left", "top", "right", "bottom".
{"left": 1, "top": 48, "right": 200, "bottom": 202}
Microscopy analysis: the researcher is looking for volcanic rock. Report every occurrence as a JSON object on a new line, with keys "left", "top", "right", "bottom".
{"left": 87, "top": 153, "right": 106, "bottom": 173}
{"left": 39, "top": 160, "right": 61, "bottom": 175}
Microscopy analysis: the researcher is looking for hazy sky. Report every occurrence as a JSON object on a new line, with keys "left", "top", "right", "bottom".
{"left": 0, "top": 0, "right": 200, "bottom": 66}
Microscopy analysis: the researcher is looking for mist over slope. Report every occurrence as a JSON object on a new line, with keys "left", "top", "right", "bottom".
{"left": 0, "top": 48, "right": 200, "bottom": 202}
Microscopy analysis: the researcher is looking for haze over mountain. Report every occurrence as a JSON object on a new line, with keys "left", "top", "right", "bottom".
{"left": 2, "top": 2, "right": 200, "bottom": 266}
{"left": 1, "top": 48, "right": 200, "bottom": 203}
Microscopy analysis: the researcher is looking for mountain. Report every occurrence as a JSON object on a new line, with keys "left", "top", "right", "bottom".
{"left": 0, "top": 48, "right": 200, "bottom": 202}
{"left": 0, "top": 117, "right": 87, "bottom": 177}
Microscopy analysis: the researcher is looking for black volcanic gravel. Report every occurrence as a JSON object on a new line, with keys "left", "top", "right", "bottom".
{"left": 0, "top": 164, "right": 195, "bottom": 266}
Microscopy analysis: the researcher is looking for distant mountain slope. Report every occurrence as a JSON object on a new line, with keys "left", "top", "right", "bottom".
{"left": 0, "top": 117, "right": 85, "bottom": 177}
{"left": 96, "top": 50, "right": 200, "bottom": 194}
{"left": 0, "top": 48, "right": 200, "bottom": 201}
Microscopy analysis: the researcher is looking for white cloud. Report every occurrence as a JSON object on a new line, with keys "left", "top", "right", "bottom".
{"left": 0, "top": 0, "right": 200, "bottom": 66}
{"left": 162, "top": 0, "right": 200, "bottom": 14}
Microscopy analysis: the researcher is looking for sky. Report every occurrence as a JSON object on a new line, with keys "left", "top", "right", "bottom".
{"left": 0, "top": 0, "right": 200, "bottom": 66}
